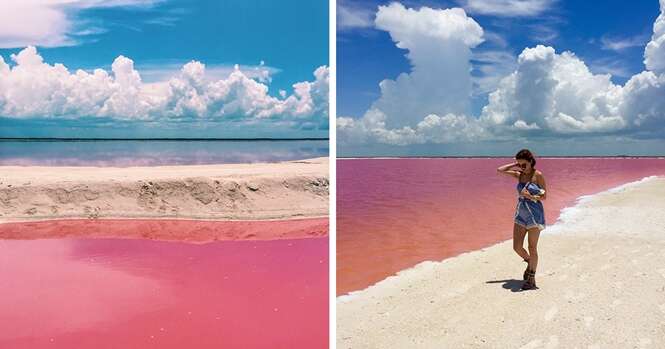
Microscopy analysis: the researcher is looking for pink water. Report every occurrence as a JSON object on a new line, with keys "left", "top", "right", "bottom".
{"left": 337, "top": 157, "right": 665, "bottom": 295}
{"left": 0, "top": 237, "right": 328, "bottom": 348}
{"left": 0, "top": 218, "right": 328, "bottom": 242}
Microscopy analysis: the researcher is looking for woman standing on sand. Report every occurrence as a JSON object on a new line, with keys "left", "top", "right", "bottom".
{"left": 497, "top": 149, "right": 546, "bottom": 290}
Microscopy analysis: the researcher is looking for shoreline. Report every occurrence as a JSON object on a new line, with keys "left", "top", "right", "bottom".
{"left": 338, "top": 156, "right": 665, "bottom": 159}
{"left": 338, "top": 176, "right": 665, "bottom": 348}
{"left": 339, "top": 175, "right": 662, "bottom": 299}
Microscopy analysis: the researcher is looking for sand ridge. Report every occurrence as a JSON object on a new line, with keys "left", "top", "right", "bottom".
{"left": 0, "top": 157, "right": 329, "bottom": 222}
{"left": 337, "top": 176, "right": 665, "bottom": 348}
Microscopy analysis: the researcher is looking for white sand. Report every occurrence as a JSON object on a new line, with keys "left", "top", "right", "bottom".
{"left": 337, "top": 176, "right": 665, "bottom": 349}
{"left": 0, "top": 157, "right": 328, "bottom": 222}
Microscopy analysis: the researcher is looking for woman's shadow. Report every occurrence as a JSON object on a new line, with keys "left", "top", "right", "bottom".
{"left": 485, "top": 279, "right": 528, "bottom": 292}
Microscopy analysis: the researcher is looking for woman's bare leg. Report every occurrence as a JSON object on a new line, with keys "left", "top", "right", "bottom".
{"left": 513, "top": 223, "right": 529, "bottom": 261}
{"left": 527, "top": 228, "right": 541, "bottom": 272}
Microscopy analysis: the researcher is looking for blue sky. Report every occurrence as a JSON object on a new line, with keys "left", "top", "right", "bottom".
{"left": 0, "top": 0, "right": 329, "bottom": 138}
{"left": 337, "top": 0, "right": 665, "bottom": 156}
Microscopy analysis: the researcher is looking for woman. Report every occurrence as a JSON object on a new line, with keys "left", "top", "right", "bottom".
{"left": 496, "top": 149, "right": 546, "bottom": 290}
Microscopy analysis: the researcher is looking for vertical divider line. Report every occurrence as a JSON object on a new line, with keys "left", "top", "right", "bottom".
{"left": 329, "top": 0, "right": 338, "bottom": 347}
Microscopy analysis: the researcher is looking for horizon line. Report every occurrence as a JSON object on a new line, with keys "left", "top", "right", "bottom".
{"left": 338, "top": 155, "right": 665, "bottom": 158}
{"left": 0, "top": 137, "right": 329, "bottom": 142}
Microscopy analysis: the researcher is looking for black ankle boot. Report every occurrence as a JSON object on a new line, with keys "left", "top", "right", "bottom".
{"left": 521, "top": 270, "right": 537, "bottom": 290}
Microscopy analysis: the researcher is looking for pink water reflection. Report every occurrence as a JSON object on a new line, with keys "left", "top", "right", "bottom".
{"left": 0, "top": 237, "right": 328, "bottom": 348}
{"left": 337, "top": 158, "right": 665, "bottom": 295}
{"left": 0, "top": 218, "right": 328, "bottom": 242}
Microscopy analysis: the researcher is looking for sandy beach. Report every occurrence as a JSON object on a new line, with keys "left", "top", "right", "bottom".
{"left": 0, "top": 157, "right": 328, "bottom": 221}
{"left": 337, "top": 176, "right": 665, "bottom": 348}
{"left": 0, "top": 157, "right": 328, "bottom": 241}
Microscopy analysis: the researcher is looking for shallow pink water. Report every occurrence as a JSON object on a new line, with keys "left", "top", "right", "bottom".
{"left": 0, "top": 237, "right": 328, "bottom": 348}
{"left": 0, "top": 218, "right": 328, "bottom": 242}
{"left": 337, "top": 158, "right": 665, "bottom": 295}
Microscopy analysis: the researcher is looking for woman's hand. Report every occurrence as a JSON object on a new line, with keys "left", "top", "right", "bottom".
{"left": 520, "top": 187, "right": 537, "bottom": 201}
{"left": 497, "top": 162, "right": 521, "bottom": 178}
{"left": 521, "top": 187, "right": 544, "bottom": 201}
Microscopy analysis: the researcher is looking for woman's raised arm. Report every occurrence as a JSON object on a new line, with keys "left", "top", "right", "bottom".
{"left": 497, "top": 162, "right": 521, "bottom": 178}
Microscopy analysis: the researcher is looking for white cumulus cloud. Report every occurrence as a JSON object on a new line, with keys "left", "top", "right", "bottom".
{"left": 480, "top": 45, "right": 627, "bottom": 134}
{"left": 645, "top": 0, "right": 665, "bottom": 74}
{"left": 338, "top": 4, "right": 487, "bottom": 145}
{"left": 370, "top": 4, "right": 483, "bottom": 128}
{"left": 0, "top": 46, "right": 329, "bottom": 126}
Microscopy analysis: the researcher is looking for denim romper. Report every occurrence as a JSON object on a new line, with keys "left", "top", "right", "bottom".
{"left": 514, "top": 181, "right": 546, "bottom": 230}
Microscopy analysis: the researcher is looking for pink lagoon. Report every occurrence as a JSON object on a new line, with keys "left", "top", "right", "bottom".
{"left": 0, "top": 230, "right": 328, "bottom": 348}
{"left": 337, "top": 157, "right": 665, "bottom": 295}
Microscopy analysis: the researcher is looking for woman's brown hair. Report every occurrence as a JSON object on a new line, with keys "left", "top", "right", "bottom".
{"left": 515, "top": 149, "right": 536, "bottom": 168}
